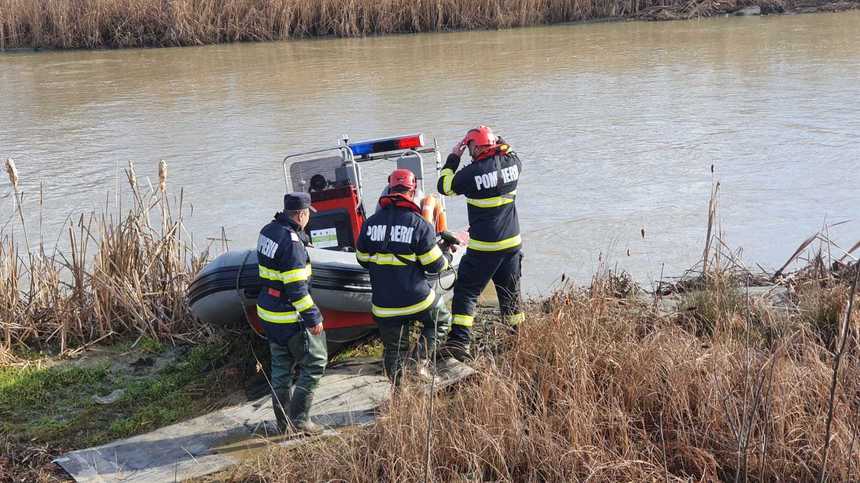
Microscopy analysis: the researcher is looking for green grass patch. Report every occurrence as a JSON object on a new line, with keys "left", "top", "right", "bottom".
{"left": 0, "top": 340, "right": 229, "bottom": 449}
{"left": 112, "top": 335, "right": 166, "bottom": 355}
{"left": 331, "top": 338, "right": 384, "bottom": 364}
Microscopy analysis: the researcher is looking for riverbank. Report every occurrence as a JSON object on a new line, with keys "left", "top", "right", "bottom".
{"left": 2, "top": 162, "right": 859, "bottom": 481}
{"left": 223, "top": 267, "right": 860, "bottom": 482}
{"left": 1, "top": 0, "right": 858, "bottom": 50}
{"left": 0, "top": 335, "right": 261, "bottom": 481}
{"left": 3, "top": 253, "right": 858, "bottom": 481}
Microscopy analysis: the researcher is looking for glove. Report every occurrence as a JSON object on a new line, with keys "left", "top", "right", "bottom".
{"left": 451, "top": 141, "right": 466, "bottom": 157}
{"left": 438, "top": 230, "right": 460, "bottom": 255}
{"left": 438, "top": 230, "right": 460, "bottom": 247}
{"left": 443, "top": 153, "right": 461, "bottom": 172}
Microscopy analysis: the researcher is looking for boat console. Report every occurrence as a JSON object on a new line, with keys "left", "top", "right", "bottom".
{"left": 282, "top": 133, "right": 445, "bottom": 252}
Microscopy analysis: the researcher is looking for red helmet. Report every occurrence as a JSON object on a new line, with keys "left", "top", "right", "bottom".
{"left": 388, "top": 168, "right": 417, "bottom": 192}
{"left": 462, "top": 125, "right": 497, "bottom": 148}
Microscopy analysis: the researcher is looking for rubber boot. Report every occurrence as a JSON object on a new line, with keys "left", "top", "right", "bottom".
{"left": 272, "top": 390, "right": 290, "bottom": 433}
{"left": 441, "top": 324, "right": 472, "bottom": 362}
{"left": 439, "top": 338, "right": 471, "bottom": 363}
{"left": 288, "top": 388, "right": 323, "bottom": 435}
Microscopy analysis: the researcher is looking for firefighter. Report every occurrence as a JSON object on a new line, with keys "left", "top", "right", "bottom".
{"left": 256, "top": 192, "right": 326, "bottom": 435}
{"left": 437, "top": 125, "right": 524, "bottom": 361}
{"left": 356, "top": 169, "right": 453, "bottom": 385}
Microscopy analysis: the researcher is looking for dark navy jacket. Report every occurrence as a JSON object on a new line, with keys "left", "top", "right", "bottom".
{"left": 355, "top": 197, "right": 448, "bottom": 319}
{"left": 437, "top": 145, "right": 522, "bottom": 253}
{"left": 256, "top": 214, "right": 322, "bottom": 345}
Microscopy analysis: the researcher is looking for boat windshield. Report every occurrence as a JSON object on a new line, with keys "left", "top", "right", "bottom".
{"left": 287, "top": 154, "right": 355, "bottom": 193}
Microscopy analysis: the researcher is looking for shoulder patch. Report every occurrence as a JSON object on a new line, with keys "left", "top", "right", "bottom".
{"left": 291, "top": 232, "right": 300, "bottom": 242}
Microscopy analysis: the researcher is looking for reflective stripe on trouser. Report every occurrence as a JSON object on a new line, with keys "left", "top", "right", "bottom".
{"left": 372, "top": 291, "right": 436, "bottom": 319}
{"left": 468, "top": 234, "right": 522, "bottom": 252}
{"left": 259, "top": 264, "right": 312, "bottom": 284}
{"left": 375, "top": 296, "right": 452, "bottom": 385}
{"left": 269, "top": 328, "right": 328, "bottom": 419}
{"left": 448, "top": 249, "right": 524, "bottom": 345}
{"left": 257, "top": 306, "right": 300, "bottom": 324}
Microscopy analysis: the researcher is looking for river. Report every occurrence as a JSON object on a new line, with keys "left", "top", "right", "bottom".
{"left": 1, "top": 12, "right": 859, "bottom": 294}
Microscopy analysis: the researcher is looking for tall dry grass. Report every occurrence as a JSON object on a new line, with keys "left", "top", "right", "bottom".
{"left": 228, "top": 179, "right": 860, "bottom": 482}
{"left": 0, "top": 159, "right": 208, "bottom": 355}
{"left": 230, "top": 268, "right": 860, "bottom": 482}
{"left": 0, "top": 0, "right": 772, "bottom": 49}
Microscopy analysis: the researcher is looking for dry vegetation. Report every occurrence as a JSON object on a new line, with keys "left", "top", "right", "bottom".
{"left": 0, "top": 0, "right": 815, "bottom": 50}
{"left": 226, "top": 183, "right": 860, "bottom": 482}
{"left": 227, "top": 262, "right": 860, "bottom": 482}
{"left": 3, "top": 160, "right": 859, "bottom": 481}
{"left": 1, "top": 158, "right": 208, "bottom": 357}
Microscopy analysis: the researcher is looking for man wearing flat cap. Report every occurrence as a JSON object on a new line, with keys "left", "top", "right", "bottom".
{"left": 256, "top": 192, "right": 326, "bottom": 435}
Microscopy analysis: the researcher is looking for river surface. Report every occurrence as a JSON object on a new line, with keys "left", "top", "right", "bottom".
{"left": 2, "top": 12, "right": 859, "bottom": 295}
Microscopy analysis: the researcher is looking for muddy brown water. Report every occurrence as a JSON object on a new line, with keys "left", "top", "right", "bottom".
{"left": 1, "top": 12, "right": 859, "bottom": 294}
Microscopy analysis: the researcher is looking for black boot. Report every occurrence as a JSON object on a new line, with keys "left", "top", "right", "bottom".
{"left": 439, "top": 338, "right": 471, "bottom": 362}
{"left": 272, "top": 390, "right": 290, "bottom": 433}
{"left": 288, "top": 388, "right": 323, "bottom": 435}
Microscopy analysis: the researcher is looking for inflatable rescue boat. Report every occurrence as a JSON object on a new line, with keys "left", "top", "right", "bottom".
{"left": 188, "top": 134, "right": 466, "bottom": 355}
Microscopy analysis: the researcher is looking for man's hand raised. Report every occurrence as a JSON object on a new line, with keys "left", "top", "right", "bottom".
{"left": 451, "top": 141, "right": 466, "bottom": 157}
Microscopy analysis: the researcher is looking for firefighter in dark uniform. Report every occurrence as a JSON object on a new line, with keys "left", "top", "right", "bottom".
{"left": 356, "top": 169, "right": 453, "bottom": 384}
{"left": 437, "top": 125, "right": 524, "bottom": 361}
{"left": 256, "top": 192, "right": 326, "bottom": 434}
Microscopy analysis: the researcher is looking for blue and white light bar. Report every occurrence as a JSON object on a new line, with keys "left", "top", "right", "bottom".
{"left": 348, "top": 133, "right": 425, "bottom": 156}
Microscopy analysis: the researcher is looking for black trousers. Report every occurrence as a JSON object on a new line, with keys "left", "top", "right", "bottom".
{"left": 375, "top": 296, "right": 452, "bottom": 384}
{"left": 448, "top": 248, "right": 523, "bottom": 346}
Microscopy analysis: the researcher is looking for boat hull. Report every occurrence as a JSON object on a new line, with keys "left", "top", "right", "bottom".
{"left": 188, "top": 246, "right": 462, "bottom": 355}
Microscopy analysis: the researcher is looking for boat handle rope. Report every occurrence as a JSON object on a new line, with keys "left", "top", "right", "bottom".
{"left": 236, "top": 250, "right": 267, "bottom": 340}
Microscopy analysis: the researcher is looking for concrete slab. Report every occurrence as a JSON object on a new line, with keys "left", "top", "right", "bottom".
{"left": 54, "top": 358, "right": 477, "bottom": 482}
{"left": 54, "top": 359, "right": 389, "bottom": 483}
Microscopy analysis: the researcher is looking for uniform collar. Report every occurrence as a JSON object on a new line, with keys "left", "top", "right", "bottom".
{"left": 378, "top": 193, "right": 422, "bottom": 214}
{"left": 274, "top": 212, "right": 305, "bottom": 234}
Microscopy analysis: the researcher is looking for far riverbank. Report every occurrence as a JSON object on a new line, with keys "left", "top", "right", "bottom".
{"left": 1, "top": 0, "right": 858, "bottom": 50}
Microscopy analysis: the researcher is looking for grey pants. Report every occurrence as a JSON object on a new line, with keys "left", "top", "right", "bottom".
{"left": 270, "top": 329, "right": 327, "bottom": 400}
{"left": 376, "top": 296, "right": 452, "bottom": 384}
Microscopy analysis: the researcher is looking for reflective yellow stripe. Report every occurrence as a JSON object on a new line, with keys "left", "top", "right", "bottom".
{"left": 418, "top": 245, "right": 443, "bottom": 266}
{"left": 259, "top": 264, "right": 311, "bottom": 284}
{"left": 504, "top": 312, "right": 525, "bottom": 326}
{"left": 453, "top": 314, "right": 474, "bottom": 327}
{"left": 258, "top": 266, "right": 280, "bottom": 282}
{"left": 282, "top": 265, "right": 312, "bottom": 283}
{"left": 372, "top": 292, "right": 435, "bottom": 318}
{"left": 440, "top": 168, "right": 455, "bottom": 196}
{"left": 356, "top": 252, "right": 417, "bottom": 267}
{"left": 292, "top": 294, "right": 315, "bottom": 312}
{"left": 468, "top": 234, "right": 522, "bottom": 252}
{"left": 465, "top": 191, "right": 517, "bottom": 209}
{"left": 256, "top": 306, "right": 299, "bottom": 324}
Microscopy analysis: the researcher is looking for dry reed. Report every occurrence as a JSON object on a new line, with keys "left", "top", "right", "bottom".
{"left": 0, "top": 0, "right": 780, "bottom": 49}
{"left": 0, "top": 160, "right": 209, "bottom": 354}
{"left": 226, "top": 178, "right": 860, "bottom": 482}
{"left": 227, "top": 267, "right": 859, "bottom": 482}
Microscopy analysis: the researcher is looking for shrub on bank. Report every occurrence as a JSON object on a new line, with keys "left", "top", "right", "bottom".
{"left": 1, "top": 160, "right": 207, "bottom": 354}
